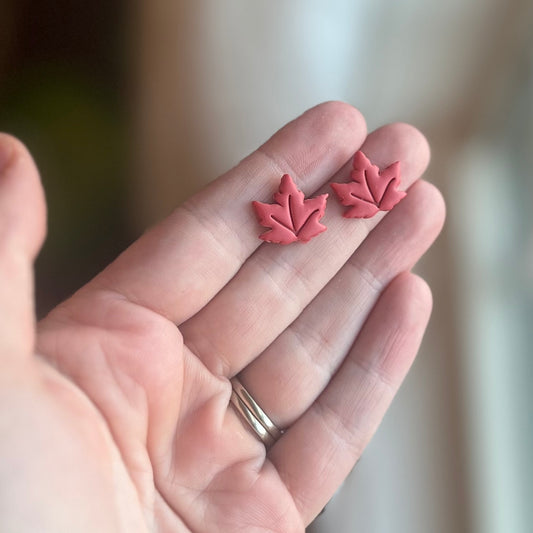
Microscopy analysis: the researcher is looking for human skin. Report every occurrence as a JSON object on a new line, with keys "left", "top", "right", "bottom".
{"left": 0, "top": 102, "right": 445, "bottom": 532}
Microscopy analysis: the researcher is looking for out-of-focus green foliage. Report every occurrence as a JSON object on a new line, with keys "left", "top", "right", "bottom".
{"left": 0, "top": 64, "right": 129, "bottom": 314}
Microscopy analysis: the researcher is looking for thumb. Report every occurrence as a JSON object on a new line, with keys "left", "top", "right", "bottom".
{"left": 0, "top": 134, "right": 47, "bottom": 359}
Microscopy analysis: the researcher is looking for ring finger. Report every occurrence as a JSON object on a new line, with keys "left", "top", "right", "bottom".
{"left": 238, "top": 179, "right": 445, "bottom": 429}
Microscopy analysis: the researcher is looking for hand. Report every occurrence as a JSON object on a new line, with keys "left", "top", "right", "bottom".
{"left": 0, "top": 102, "right": 445, "bottom": 532}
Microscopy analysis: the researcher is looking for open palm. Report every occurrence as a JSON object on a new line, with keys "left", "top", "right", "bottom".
{"left": 0, "top": 102, "right": 444, "bottom": 532}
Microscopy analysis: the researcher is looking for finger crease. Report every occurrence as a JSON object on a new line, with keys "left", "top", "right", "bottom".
{"left": 180, "top": 202, "right": 250, "bottom": 267}
{"left": 256, "top": 147, "right": 303, "bottom": 189}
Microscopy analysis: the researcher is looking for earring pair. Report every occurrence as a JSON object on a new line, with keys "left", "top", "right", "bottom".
{"left": 252, "top": 151, "right": 406, "bottom": 244}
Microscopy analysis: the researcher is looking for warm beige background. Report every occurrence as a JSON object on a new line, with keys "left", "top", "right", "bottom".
{"left": 133, "top": 2, "right": 533, "bottom": 532}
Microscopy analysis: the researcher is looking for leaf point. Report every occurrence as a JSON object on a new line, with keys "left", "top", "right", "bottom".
{"left": 252, "top": 174, "right": 328, "bottom": 244}
{"left": 331, "top": 151, "right": 405, "bottom": 218}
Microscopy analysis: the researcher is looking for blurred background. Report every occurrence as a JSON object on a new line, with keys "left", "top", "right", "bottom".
{"left": 1, "top": 0, "right": 532, "bottom": 532}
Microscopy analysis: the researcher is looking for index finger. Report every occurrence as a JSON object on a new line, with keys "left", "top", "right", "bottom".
{"left": 90, "top": 102, "right": 367, "bottom": 323}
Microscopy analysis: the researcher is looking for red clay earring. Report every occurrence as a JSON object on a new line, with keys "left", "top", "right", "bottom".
{"left": 331, "top": 151, "right": 406, "bottom": 218}
{"left": 252, "top": 174, "right": 328, "bottom": 244}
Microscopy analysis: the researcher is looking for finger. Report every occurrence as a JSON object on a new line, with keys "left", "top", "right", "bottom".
{"left": 239, "top": 180, "right": 445, "bottom": 427}
{"left": 90, "top": 102, "right": 367, "bottom": 323}
{"left": 0, "top": 134, "right": 47, "bottom": 357}
{"left": 268, "top": 272, "right": 433, "bottom": 525}
{"left": 182, "top": 123, "right": 430, "bottom": 376}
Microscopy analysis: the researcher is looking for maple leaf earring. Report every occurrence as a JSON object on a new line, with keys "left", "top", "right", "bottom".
{"left": 252, "top": 174, "right": 328, "bottom": 244}
{"left": 331, "top": 151, "right": 406, "bottom": 218}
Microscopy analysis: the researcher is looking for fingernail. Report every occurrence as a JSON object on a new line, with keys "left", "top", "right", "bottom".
{"left": 0, "top": 136, "right": 14, "bottom": 175}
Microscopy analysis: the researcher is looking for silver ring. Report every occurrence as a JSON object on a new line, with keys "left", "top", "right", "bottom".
{"left": 230, "top": 377, "right": 283, "bottom": 447}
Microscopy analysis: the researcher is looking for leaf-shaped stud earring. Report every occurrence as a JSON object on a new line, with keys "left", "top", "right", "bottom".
{"left": 252, "top": 174, "right": 328, "bottom": 244}
{"left": 331, "top": 151, "right": 406, "bottom": 218}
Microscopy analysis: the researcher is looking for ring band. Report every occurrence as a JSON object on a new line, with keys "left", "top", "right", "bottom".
{"left": 230, "top": 377, "right": 283, "bottom": 447}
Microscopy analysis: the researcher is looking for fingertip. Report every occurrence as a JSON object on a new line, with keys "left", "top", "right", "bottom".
{"left": 387, "top": 122, "right": 431, "bottom": 171}
{"left": 0, "top": 133, "right": 41, "bottom": 175}
{"left": 410, "top": 273, "right": 433, "bottom": 313}
{"left": 316, "top": 100, "right": 367, "bottom": 128}
{"left": 0, "top": 134, "right": 16, "bottom": 171}
{"left": 257, "top": 101, "right": 368, "bottom": 195}
{"left": 309, "top": 100, "right": 367, "bottom": 144}
{"left": 423, "top": 180, "right": 446, "bottom": 233}
{"left": 394, "top": 271, "right": 433, "bottom": 319}
{"left": 406, "top": 180, "right": 447, "bottom": 237}
{"left": 0, "top": 133, "right": 47, "bottom": 259}
{"left": 362, "top": 122, "right": 431, "bottom": 185}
